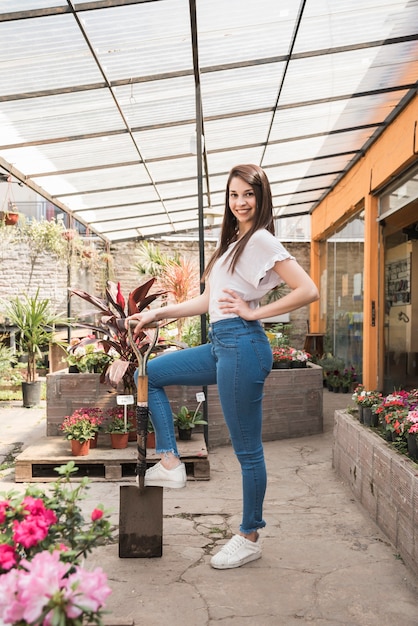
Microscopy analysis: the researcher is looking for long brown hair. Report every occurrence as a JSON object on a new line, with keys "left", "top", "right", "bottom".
{"left": 203, "top": 164, "right": 274, "bottom": 279}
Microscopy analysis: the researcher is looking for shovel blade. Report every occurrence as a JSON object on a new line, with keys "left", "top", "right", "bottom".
{"left": 119, "top": 485, "right": 163, "bottom": 558}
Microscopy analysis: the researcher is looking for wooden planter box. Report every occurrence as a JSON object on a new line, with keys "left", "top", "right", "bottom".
{"left": 46, "top": 364, "right": 323, "bottom": 447}
{"left": 333, "top": 410, "right": 418, "bottom": 578}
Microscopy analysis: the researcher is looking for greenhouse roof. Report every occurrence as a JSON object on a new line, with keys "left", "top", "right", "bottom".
{"left": 1, "top": 0, "right": 418, "bottom": 243}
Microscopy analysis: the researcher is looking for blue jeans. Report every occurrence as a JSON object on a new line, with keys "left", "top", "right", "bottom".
{"left": 140, "top": 317, "right": 273, "bottom": 535}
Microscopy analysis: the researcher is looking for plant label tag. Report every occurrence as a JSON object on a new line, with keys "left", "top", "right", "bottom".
{"left": 196, "top": 391, "right": 205, "bottom": 402}
{"left": 116, "top": 395, "right": 134, "bottom": 405}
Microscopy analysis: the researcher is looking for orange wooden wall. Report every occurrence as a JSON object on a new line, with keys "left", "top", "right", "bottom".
{"left": 310, "top": 93, "right": 418, "bottom": 389}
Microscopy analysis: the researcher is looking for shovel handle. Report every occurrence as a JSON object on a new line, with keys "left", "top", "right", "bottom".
{"left": 136, "top": 403, "right": 148, "bottom": 488}
{"left": 127, "top": 320, "right": 160, "bottom": 379}
{"left": 126, "top": 321, "right": 159, "bottom": 488}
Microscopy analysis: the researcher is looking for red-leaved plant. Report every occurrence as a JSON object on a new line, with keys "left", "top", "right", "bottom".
{"left": 69, "top": 278, "right": 176, "bottom": 393}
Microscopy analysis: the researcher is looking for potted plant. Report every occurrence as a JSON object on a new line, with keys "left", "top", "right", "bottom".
{"left": 147, "top": 419, "right": 156, "bottom": 448}
{"left": 65, "top": 407, "right": 104, "bottom": 448}
{"left": 173, "top": 405, "right": 208, "bottom": 440}
{"left": 3, "top": 288, "right": 68, "bottom": 407}
{"left": 352, "top": 385, "right": 382, "bottom": 425}
{"left": 341, "top": 366, "right": 357, "bottom": 392}
{"left": 0, "top": 462, "right": 113, "bottom": 623}
{"left": 317, "top": 353, "right": 345, "bottom": 387}
{"left": 60, "top": 412, "right": 97, "bottom": 456}
{"left": 0, "top": 343, "right": 21, "bottom": 390}
{"left": 105, "top": 415, "right": 133, "bottom": 449}
{"left": 0, "top": 201, "right": 20, "bottom": 226}
{"left": 66, "top": 338, "right": 115, "bottom": 374}
{"left": 69, "top": 278, "right": 177, "bottom": 394}
{"left": 290, "top": 348, "right": 311, "bottom": 368}
{"left": 406, "top": 409, "right": 418, "bottom": 460}
{"left": 327, "top": 370, "right": 344, "bottom": 392}
{"left": 272, "top": 346, "right": 294, "bottom": 369}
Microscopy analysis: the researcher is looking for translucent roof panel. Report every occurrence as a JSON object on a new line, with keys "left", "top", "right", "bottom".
{"left": 0, "top": 0, "right": 417, "bottom": 242}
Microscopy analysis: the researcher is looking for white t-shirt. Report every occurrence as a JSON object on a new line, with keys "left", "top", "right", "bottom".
{"left": 208, "top": 229, "right": 295, "bottom": 322}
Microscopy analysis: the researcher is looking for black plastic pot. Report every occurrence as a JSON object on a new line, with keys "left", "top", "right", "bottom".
{"left": 22, "top": 381, "right": 42, "bottom": 408}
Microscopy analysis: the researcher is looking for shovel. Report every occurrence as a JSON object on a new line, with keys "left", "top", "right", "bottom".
{"left": 119, "top": 321, "right": 163, "bottom": 558}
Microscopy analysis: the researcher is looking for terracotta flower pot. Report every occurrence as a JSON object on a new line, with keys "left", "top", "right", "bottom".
{"left": 71, "top": 440, "right": 90, "bottom": 456}
{"left": 110, "top": 432, "right": 129, "bottom": 449}
{"left": 0, "top": 211, "right": 19, "bottom": 226}
{"left": 128, "top": 414, "right": 137, "bottom": 441}
{"left": 89, "top": 432, "right": 99, "bottom": 449}
{"left": 147, "top": 431, "right": 156, "bottom": 448}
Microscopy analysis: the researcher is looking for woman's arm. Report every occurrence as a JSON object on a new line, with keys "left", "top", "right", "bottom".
{"left": 126, "top": 285, "right": 210, "bottom": 334}
{"left": 218, "top": 258, "right": 319, "bottom": 321}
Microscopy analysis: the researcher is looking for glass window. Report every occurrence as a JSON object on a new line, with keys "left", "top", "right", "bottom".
{"left": 322, "top": 213, "right": 364, "bottom": 379}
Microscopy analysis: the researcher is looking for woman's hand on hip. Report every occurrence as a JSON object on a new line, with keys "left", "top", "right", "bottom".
{"left": 218, "top": 289, "right": 254, "bottom": 319}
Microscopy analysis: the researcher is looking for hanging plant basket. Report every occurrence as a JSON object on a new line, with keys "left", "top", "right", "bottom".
{"left": 0, "top": 210, "right": 19, "bottom": 226}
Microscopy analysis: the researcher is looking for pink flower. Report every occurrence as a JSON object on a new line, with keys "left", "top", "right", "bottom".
{"left": 0, "top": 544, "right": 17, "bottom": 571}
{"left": 66, "top": 566, "right": 112, "bottom": 614}
{"left": 0, "top": 568, "right": 24, "bottom": 623}
{"left": 0, "top": 499, "right": 11, "bottom": 524}
{"left": 91, "top": 508, "right": 104, "bottom": 521}
{"left": 12, "top": 517, "right": 49, "bottom": 548}
{"left": 18, "top": 551, "right": 70, "bottom": 624}
{"left": 22, "top": 496, "right": 46, "bottom": 516}
{"left": 21, "top": 496, "right": 57, "bottom": 527}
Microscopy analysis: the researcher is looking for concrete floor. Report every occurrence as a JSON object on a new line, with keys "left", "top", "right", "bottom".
{"left": 0, "top": 391, "right": 417, "bottom": 625}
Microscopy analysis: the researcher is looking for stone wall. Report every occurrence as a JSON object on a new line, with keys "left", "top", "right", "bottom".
{"left": 333, "top": 410, "right": 418, "bottom": 578}
{"left": 46, "top": 364, "right": 323, "bottom": 447}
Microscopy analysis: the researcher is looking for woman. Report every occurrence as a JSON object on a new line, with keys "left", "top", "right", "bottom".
{"left": 128, "top": 164, "right": 319, "bottom": 569}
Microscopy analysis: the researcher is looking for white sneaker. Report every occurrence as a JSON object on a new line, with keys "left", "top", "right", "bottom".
{"left": 210, "top": 534, "right": 262, "bottom": 569}
{"left": 142, "top": 461, "right": 186, "bottom": 489}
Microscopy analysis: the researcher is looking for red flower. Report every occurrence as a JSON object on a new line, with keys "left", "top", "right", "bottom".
{"left": 91, "top": 508, "right": 104, "bottom": 522}
{"left": 116, "top": 282, "right": 125, "bottom": 310}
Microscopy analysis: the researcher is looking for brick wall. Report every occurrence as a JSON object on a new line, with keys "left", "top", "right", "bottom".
{"left": 333, "top": 410, "right": 418, "bottom": 578}
{"left": 46, "top": 364, "right": 323, "bottom": 447}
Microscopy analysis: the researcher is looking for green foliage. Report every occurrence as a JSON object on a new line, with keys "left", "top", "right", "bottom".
{"left": 66, "top": 342, "right": 114, "bottom": 374}
{"left": 2, "top": 289, "right": 68, "bottom": 382}
{"left": 135, "top": 241, "right": 177, "bottom": 276}
{"left": 317, "top": 353, "right": 345, "bottom": 380}
{"left": 134, "top": 242, "right": 200, "bottom": 342}
{"left": 17, "top": 216, "right": 68, "bottom": 263}
{"left": 265, "top": 323, "right": 292, "bottom": 349}
{"left": 177, "top": 315, "right": 207, "bottom": 347}
{"left": 105, "top": 416, "right": 133, "bottom": 434}
{"left": 174, "top": 405, "right": 208, "bottom": 430}
{"left": 0, "top": 343, "right": 18, "bottom": 383}
{"left": 1, "top": 461, "right": 114, "bottom": 566}
{"left": 61, "top": 416, "right": 97, "bottom": 443}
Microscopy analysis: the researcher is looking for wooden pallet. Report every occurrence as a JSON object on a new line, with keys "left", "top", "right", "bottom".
{"left": 15, "top": 433, "right": 210, "bottom": 483}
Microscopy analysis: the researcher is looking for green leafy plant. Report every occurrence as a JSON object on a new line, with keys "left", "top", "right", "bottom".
{"left": 174, "top": 405, "right": 208, "bottom": 431}
{"left": 3, "top": 288, "right": 68, "bottom": 383}
{"left": 61, "top": 408, "right": 104, "bottom": 444}
{"left": 105, "top": 415, "right": 133, "bottom": 434}
{"left": 66, "top": 339, "right": 114, "bottom": 374}
{"left": 0, "top": 344, "right": 20, "bottom": 385}
{"left": 352, "top": 385, "right": 382, "bottom": 408}
{"left": 61, "top": 414, "right": 98, "bottom": 443}
{"left": 135, "top": 242, "right": 200, "bottom": 342}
